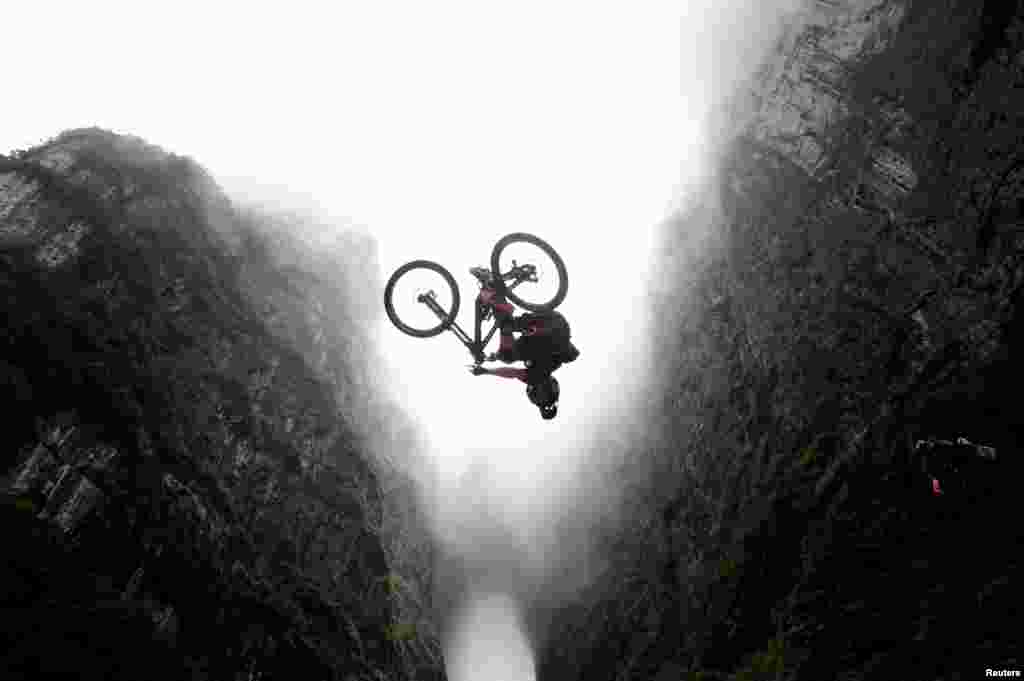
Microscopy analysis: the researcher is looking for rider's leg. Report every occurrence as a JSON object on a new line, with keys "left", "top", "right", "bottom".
{"left": 475, "top": 286, "right": 517, "bottom": 362}
{"left": 496, "top": 327, "right": 519, "bottom": 363}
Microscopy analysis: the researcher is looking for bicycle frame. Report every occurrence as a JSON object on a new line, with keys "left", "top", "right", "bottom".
{"left": 416, "top": 275, "right": 526, "bottom": 363}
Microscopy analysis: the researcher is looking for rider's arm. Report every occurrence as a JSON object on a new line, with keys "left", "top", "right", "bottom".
{"left": 483, "top": 367, "right": 529, "bottom": 382}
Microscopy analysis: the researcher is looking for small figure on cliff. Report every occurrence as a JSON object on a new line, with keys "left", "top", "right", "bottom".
{"left": 914, "top": 436, "right": 998, "bottom": 498}
{"left": 467, "top": 268, "right": 579, "bottom": 420}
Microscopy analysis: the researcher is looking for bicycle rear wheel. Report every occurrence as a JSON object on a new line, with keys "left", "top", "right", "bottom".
{"left": 384, "top": 260, "right": 461, "bottom": 337}
{"left": 490, "top": 232, "right": 568, "bottom": 312}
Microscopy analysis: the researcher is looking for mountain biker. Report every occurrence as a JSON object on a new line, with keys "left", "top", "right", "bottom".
{"left": 468, "top": 282, "right": 579, "bottom": 420}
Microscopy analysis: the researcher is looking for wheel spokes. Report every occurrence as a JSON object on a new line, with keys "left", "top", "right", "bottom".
{"left": 391, "top": 269, "right": 456, "bottom": 332}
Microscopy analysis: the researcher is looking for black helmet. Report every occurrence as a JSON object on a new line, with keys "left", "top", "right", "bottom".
{"left": 527, "top": 376, "right": 559, "bottom": 418}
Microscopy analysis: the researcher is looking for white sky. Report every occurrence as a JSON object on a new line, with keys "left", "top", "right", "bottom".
{"left": 3, "top": 2, "right": 799, "bottom": 679}
{"left": 4, "top": 1, "right": 710, "bottom": 490}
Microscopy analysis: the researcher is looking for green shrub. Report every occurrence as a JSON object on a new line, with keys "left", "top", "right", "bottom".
{"left": 384, "top": 622, "right": 416, "bottom": 641}
{"left": 381, "top": 573, "right": 404, "bottom": 595}
{"left": 13, "top": 496, "right": 38, "bottom": 513}
{"left": 798, "top": 444, "right": 818, "bottom": 467}
{"left": 731, "top": 636, "right": 786, "bottom": 680}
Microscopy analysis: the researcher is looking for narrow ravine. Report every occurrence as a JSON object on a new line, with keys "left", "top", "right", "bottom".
{"left": 366, "top": 3, "right": 803, "bottom": 678}
{"left": 8, "top": 2, "right": 990, "bottom": 680}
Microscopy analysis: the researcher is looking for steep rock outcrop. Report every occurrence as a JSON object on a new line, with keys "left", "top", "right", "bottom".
{"left": 1, "top": 129, "right": 443, "bottom": 681}
{"left": 727, "top": 0, "right": 909, "bottom": 179}
{"left": 538, "top": 1, "right": 1023, "bottom": 679}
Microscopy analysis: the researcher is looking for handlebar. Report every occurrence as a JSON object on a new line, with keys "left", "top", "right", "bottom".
{"left": 471, "top": 264, "right": 536, "bottom": 291}
{"left": 502, "top": 262, "right": 537, "bottom": 284}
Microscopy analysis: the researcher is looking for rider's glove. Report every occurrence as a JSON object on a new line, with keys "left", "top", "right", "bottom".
{"left": 469, "top": 365, "right": 488, "bottom": 376}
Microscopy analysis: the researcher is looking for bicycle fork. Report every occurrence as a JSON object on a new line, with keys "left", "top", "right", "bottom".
{"left": 416, "top": 290, "right": 497, "bottom": 362}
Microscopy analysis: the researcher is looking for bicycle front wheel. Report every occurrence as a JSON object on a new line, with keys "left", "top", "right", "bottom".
{"left": 384, "top": 260, "right": 461, "bottom": 337}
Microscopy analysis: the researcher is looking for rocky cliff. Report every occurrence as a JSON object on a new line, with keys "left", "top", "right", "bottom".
{"left": 537, "top": 0, "right": 1023, "bottom": 679}
{"left": 1, "top": 129, "right": 444, "bottom": 681}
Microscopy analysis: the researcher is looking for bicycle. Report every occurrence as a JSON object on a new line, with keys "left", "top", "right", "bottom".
{"left": 383, "top": 232, "right": 569, "bottom": 364}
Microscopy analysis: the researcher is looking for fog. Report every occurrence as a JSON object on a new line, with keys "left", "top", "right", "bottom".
{"left": 4, "top": 1, "right": 803, "bottom": 678}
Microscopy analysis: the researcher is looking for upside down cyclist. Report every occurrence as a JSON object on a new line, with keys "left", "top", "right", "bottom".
{"left": 468, "top": 267, "right": 579, "bottom": 420}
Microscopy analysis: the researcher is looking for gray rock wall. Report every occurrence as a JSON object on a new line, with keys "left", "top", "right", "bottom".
{"left": 1, "top": 129, "right": 444, "bottom": 681}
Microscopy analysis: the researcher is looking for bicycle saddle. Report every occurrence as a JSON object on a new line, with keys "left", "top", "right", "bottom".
{"left": 469, "top": 267, "right": 495, "bottom": 286}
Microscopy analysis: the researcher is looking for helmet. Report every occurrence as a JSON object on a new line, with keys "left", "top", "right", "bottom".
{"left": 527, "top": 376, "right": 559, "bottom": 417}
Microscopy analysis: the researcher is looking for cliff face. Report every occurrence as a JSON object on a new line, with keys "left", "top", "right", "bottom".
{"left": 1, "top": 129, "right": 443, "bottom": 681}
{"left": 726, "top": 0, "right": 909, "bottom": 179}
{"left": 538, "top": 1, "right": 1023, "bottom": 679}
